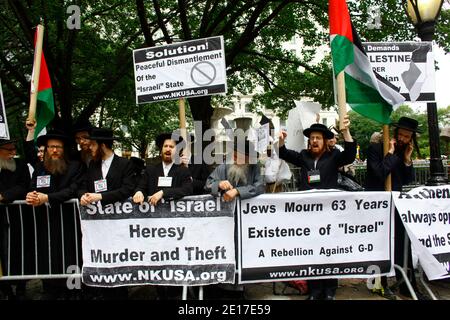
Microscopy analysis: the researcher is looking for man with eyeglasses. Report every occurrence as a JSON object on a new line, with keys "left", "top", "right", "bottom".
{"left": 72, "top": 119, "right": 93, "bottom": 166}
{"left": 24, "top": 130, "right": 85, "bottom": 299}
{"left": 26, "top": 130, "right": 85, "bottom": 206}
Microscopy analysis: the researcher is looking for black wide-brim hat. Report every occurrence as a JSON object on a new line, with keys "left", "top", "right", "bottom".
{"left": 303, "top": 123, "right": 334, "bottom": 139}
{"left": 0, "top": 138, "right": 18, "bottom": 147}
{"left": 72, "top": 119, "right": 93, "bottom": 134}
{"left": 87, "top": 128, "right": 120, "bottom": 141}
{"left": 36, "top": 130, "right": 69, "bottom": 147}
{"left": 155, "top": 132, "right": 184, "bottom": 150}
{"left": 233, "top": 137, "right": 258, "bottom": 157}
{"left": 392, "top": 117, "right": 421, "bottom": 133}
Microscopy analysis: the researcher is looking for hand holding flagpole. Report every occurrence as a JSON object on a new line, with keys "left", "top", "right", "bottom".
{"left": 28, "top": 23, "right": 45, "bottom": 124}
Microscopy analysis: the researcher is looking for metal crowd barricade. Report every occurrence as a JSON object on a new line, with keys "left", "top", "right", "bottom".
{"left": 0, "top": 199, "right": 82, "bottom": 281}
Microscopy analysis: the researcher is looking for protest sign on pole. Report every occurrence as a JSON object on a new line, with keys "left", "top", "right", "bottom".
{"left": 0, "top": 81, "right": 10, "bottom": 139}
{"left": 79, "top": 195, "right": 236, "bottom": 287}
{"left": 393, "top": 186, "right": 450, "bottom": 280}
{"left": 238, "top": 190, "right": 395, "bottom": 283}
{"left": 133, "top": 36, "right": 227, "bottom": 103}
{"left": 362, "top": 42, "right": 435, "bottom": 103}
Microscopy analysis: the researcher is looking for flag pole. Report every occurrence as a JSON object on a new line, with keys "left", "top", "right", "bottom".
{"left": 336, "top": 71, "right": 347, "bottom": 130}
{"left": 178, "top": 98, "right": 188, "bottom": 163}
{"left": 383, "top": 125, "right": 392, "bottom": 191}
{"left": 27, "top": 23, "right": 45, "bottom": 124}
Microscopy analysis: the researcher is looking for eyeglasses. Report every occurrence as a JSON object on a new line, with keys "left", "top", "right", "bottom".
{"left": 47, "top": 145, "right": 64, "bottom": 150}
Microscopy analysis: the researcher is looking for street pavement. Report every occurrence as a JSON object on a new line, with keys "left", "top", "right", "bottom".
{"left": 9, "top": 276, "right": 450, "bottom": 300}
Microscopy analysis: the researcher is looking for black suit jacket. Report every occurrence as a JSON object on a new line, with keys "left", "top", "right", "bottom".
{"left": 80, "top": 154, "right": 136, "bottom": 205}
{"left": 30, "top": 160, "right": 85, "bottom": 204}
{"left": 279, "top": 141, "right": 357, "bottom": 190}
{"left": 135, "top": 162, "right": 193, "bottom": 200}
{"left": 188, "top": 156, "right": 211, "bottom": 195}
{"left": 0, "top": 158, "right": 31, "bottom": 203}
{"left": 365, "top": 143, "right": 414, "bottom": 191}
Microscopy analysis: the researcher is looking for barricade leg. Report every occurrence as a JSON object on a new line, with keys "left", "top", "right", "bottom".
{"left": 393, "top": 264, "right": 417, "bottom": 300}
{"left": 418, "top": 265, "right": 437, "bottom": 300}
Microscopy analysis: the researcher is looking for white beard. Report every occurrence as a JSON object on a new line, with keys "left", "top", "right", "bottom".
{"left": 0, "top": 158, "right": 16, "bottom": 172}
{"left": 228, "top": 164, "right": 249, "bottom": 186}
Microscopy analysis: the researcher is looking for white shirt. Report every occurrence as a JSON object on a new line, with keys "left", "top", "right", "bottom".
{"left": 102, "top": 153, "right": 114, "bottom": 178}
{"left": 162, "top": 161, "right": 174, "bottom": 177}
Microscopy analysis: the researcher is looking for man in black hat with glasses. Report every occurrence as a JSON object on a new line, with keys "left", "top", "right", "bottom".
{"left": 365, "top": 116, "right": 424, "bottom": 299}
{"left": 24, "top": 130, "right": 85, "bottom": 299}
{"left": 278, "top": 115, "right": 356, "bottom": 300}
{"left": 26, "top": 130, "right": 85, "bottom": 206}
{"left": 72, "top": 119, "right": 94, "bottom": 166}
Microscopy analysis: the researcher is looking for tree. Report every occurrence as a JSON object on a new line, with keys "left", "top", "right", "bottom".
{"left": 1, "top": 0, "right": 448, "bottom": 150}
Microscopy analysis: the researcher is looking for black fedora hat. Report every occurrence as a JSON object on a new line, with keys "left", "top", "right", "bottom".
{"left": 72, "top": 119, "right": 93, "bottom": 134}
{"left": 303, "top": 123, "right": 334, "bottom": 139}
{"left": 36, "top": 130, "right": 69, "bottom": 147}
{"left": 155, "top": 132, "right": 184, "bottom": 150}
{"left": 392, "top": 117, "right": 421, "bottom": 133}
{"left": 0, "top": 138, "right": 18, "bottom": 147}
{"left": 233, "top": 136, "right": 257, "bottom": 156}
{"left": 87, "top": 128, "right": 120, "bottom": 141}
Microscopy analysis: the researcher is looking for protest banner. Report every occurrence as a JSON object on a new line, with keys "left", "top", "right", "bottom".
{"left": 79, "top": 195, "right": 236, "bottom": 287}
{"left": 0, "top": 80, "right": 9, "bottom": 139}
{"left": 238, "top": 190, "right": 395, "bottom": 283}
{"left": 133, "top": 36, "right": 227, "bottom": 103}
{"left": 392, "top": 185, "right": 450, "bottom": 280}
{"left": 362, "top": 42, "right": 435, "bottom": 102}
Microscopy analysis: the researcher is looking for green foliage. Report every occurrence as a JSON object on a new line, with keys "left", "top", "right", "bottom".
{"left": 1, "top": 0, "right": 448, "bottom": 158}
{"left": 351, "top": 105, "right": 450, "bottom": 160}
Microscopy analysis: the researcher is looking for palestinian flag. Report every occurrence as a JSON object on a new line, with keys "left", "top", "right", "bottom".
{"left": 31, "top": 28, "right": 55, "bottom": 139}
{"left": 329, "top": 0, "right": 405, "bottom": 124}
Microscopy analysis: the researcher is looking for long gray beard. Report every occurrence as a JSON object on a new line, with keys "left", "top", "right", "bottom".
{"left": 0, "top": 158, "right": 16, "bottom": 172}
{"left": 44, "top": 158, "right": 68, "bottom": 175}
{"left": 228, "top": 164, "right": 249, "bottom": 186}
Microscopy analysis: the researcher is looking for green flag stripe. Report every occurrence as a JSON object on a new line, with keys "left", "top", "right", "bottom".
{"left": 34, "top": 88, "right": 55, "bottom": 140}
{"left": 331, "top": 34, "right": 354, "bottom": 76}
{"left": 345, "top": 73, "right": 392, "bottom": 124}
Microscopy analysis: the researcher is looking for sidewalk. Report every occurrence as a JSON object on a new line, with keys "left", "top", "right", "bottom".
{"left": 7, "top": 277, "right": 450, "bottom": 300}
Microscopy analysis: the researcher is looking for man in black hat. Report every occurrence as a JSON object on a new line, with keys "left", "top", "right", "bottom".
{"left": 132, "top": 132, "right": 193, "bottom": 300}
{"left": 365, "top": 116, "right": 422, "bottom": 299}
{"left": 179, "top": 133, "right": 211, "bottom": 195}
{"left": 133, "top": 132, "right": 193, "bottom": 206}
{"left": 79, "top": 128, "right": 135, "bottom": 206}
{"left": 278, "top": 115, "right": 356, "bottom": 300}
{"left": 0, "top": 138, "right": 31, "bottom": 299}
{"left": 24, "top": 130, "right": 85, "bottom": 299}
{"left": 205, "top": 134, "right": 264, "bottom": 201}
{"left": 72, "top": 119, "right": 93, "bottom": 166}
{"left": 0, "top": 139, "right": 30, "bottom": 203}
{"left": 26, "top": 130, "right": 85, "bottom": 206}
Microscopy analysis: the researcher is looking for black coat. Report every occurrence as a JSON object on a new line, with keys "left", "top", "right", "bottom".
{"left": 365, "top": 142, "right": 414, "bottom": 191}
{"left": 80, "top": 154, "right": 136, "bottom": 205}
{"left": 135, "top": 162, "right": 193, "bottom": 200}
{"left": 30, "top": 160, "right": 85, "bottom": 204}
{"left": 0, "top": 158, "right": 31, "bottom": 203}
{"left": 188, "top": 157, "right": 211, "bottom": 195}
{"left": 279, "top": 141, "right": 357, "bottom": 190}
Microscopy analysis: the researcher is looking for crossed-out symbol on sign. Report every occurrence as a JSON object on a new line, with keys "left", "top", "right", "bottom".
{"left": 190, "top": 61, "right": 216, "bottom": 86}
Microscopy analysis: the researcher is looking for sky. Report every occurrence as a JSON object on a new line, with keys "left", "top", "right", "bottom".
{"left": 434, "top": 45, "right": 450, "bottom": 109}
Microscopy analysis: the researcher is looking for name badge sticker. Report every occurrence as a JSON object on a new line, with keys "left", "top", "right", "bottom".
{"left": 36, "top": 175, "right": 51, "bottom": 188}
{"left": 158, "top": 176, "right": 173, "bottom": 187}
{"left": 307, "top": 170, "right": 321, "bottom": 184}
{"left": 94, "top": 179, "right": 108, "bottom": 193}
